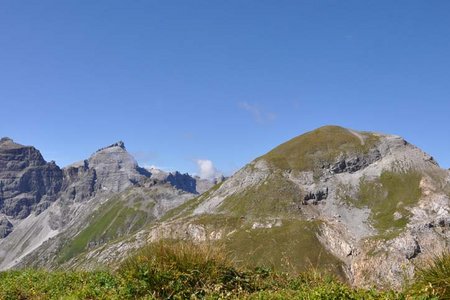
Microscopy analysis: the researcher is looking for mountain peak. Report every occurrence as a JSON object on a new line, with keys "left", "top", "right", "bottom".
{"left": 0, "top": 137, "right": 13, "bottom": 143}
{"left": 0, "top": 137, "right": 25, "bottom": 149}
{"left": 95, "top": 141, "right": 126, "bottom": 153}
{"left": 259, "top": 125, "right": 380, "bottom": 172}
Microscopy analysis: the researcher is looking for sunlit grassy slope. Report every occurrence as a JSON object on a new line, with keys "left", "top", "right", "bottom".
{"left": 260, "top": 125, "right": 379, "bottom": 172}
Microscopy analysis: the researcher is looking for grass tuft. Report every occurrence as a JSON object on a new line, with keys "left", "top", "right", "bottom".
{"left": 409, "top": 251, "right": 450, "bottom": 299}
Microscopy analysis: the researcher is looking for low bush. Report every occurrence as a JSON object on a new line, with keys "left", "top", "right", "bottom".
{"left": 118, "top": 240, "right": 258, "bottom": 298}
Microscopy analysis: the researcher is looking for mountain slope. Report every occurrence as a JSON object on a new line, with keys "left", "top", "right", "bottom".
{"left": 76, "top": 126, "right": 450, "bottom": 288}
{"left": 0, "top": 139, "right": 202, "bottom": 270}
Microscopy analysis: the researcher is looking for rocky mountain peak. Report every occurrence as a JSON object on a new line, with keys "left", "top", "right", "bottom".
{"left": 0, "top": 137, "right": 36, "bottom": 153}
{"left": 95, "top": 141, "right": 126, "bottom": 153}
{"left": 0, "top": 137, "right": 13, "bottom": 144}
{"left": 60, "top": 141, "right": 151, "bottom": 199}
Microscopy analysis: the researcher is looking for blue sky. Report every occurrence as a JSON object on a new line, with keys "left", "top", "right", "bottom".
{"left": 1, "top": 1, "right": 449, "bottom": 176}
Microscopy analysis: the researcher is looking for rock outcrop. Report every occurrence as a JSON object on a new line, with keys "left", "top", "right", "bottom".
{"left": 0, "top": 138, "right": 63, "bottom": 219}
{"left": 166, "top": 172, "right": 198, "bottom": 194}
{"left": 0, "top": 216, "right": 13, "bottom": 238}
{"left": 147, "top": 168, "right": 219, "bottom": 194}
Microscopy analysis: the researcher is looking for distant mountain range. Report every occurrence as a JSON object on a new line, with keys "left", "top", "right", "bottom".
{"left": 1, "top": 126, "right": 449, "bottom": 288}
{"left": 0, "top": 137, "right": 219, "bottom": 269}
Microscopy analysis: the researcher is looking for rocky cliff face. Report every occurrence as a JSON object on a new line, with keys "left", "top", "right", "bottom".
{"left": 0, "top": 138, "right": 63, "bottom": 221}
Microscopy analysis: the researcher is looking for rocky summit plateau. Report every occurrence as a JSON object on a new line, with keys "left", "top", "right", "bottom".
{"left": 0, "top": 126, "right": 449, "bottom": 289}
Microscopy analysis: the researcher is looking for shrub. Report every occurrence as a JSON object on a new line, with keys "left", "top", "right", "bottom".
{"left": 118, "top": 240, "right": 257, "bottom": 299}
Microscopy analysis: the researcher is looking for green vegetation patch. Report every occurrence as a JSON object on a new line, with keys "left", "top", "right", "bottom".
{"left": 219, "top": 174, "right": 302, "bottom": 218}
{"left": 0, "top": 270, "right": 120, "bottom": 300}
{"left": 260, "top": 126, "right": 379, "bottom": 172}
{"left": 343, "top": 171, "right": 422, "bottom": 237}
{"left": 0, "top": 241, "right": 415, "bottom": 299}
{"left": 58, "top": 196, "right": 154, "bottom": 264}
{"left": 225, "top": 220, "right": 344, "bottom": 277}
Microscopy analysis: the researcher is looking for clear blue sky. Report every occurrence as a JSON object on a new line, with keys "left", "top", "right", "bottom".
{"left": 1, "top": 1, "right": 449, "bottom": 176}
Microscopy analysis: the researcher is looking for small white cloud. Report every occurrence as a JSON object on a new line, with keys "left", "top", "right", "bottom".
{"left": 238, "top": 102, "right": 276, "bottom": 124}
{"left": 196, "top": 159, "right": 221, "bottom": 180}
{"left": 145, "top": 164, "right": 161, "bottom": 170}
{"left": 143, "top": 164, "right": 173, "bottom": 172}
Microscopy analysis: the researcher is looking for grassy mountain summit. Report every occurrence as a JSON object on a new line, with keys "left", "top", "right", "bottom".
{"left": 260, "top": 125, "right": 380, "bottom": 172}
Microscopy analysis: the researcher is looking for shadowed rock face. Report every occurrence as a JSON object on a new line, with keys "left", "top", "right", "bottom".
{"left": 147, "top": 168, "right": 219, "bottom": 194}
{"left": 0, "top": 216, "right": 13, "bottom": 238}
{"left": 0, "top": 138, "right": 63, "bottom": 219}
{"left": 166, "top": 172, "right": 198, "bottom": 194}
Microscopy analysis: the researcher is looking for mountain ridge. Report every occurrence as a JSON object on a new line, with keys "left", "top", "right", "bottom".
{"left": 59, "top": 126, "right": 449, "bottom": 288}
{"left": 0, "top": 138, "right": 214, "bottom": 269}
{"left": 1, "top": 126, "right": 449, "bottom": 289}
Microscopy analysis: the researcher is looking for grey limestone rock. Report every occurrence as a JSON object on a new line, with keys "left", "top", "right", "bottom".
{"left": 82, "top": 142, "right": 150, "bottom": 193}
{"left": 0, "top": 216, "right": 13, "bottom": 238}
{"left": 0, "top": 138, "right": 63, "bottom": 219}
{"left": 60, "top": 142, "right": 154, "bottom": 202}
{"left": 330, "top": 149, "right": 382, "bottom": 174}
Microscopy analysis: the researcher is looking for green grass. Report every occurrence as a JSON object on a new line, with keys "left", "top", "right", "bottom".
{"left": 408, "top": 251, "right": 450, "bottom": 299}
{"left": 259, "top": 126, "right": 379, "bottom": 173}
{"left": 0, "top": 241, "right": 411, "bottom": 300}
{"left": 0, "top": 270, "right": 120, "bottom": 300}
{"left": 219, "top": 173, "right": 302, "bottom": 218}
{"left": 225, "top": 220, "right": 345, "bottom": 277}
{"left": 179, "top": 212, "right": 343, "bottom": 276}
{"left": 2, "top": 242, "right": 448, "bottom": 299}
{"left": 341, "top": 171, "right": 422, "bottom": 238}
